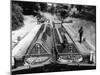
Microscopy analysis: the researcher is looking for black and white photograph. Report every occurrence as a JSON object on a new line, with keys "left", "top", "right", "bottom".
{"left": 11, "top": 0, "right": 96, "bottom": 74}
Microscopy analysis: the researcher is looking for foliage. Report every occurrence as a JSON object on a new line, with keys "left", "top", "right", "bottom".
{"left": 71, "top": 5, "right": 96, "bottom": 22}
{"left": 12, "top": 3, "right": 24, "bottom": 31}
{"left": 12, "top": 1, "right": 96, "bottom": 22}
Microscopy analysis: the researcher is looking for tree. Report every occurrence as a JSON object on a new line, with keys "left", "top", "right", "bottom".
{"left": 56, "top": 4, "right": 70, "bottom": 20}
{"left": 12, "top": 3, "right": 24, "bottom": 31}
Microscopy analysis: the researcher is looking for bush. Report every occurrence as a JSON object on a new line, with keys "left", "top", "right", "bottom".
{"left": 12, "top": 3, "right": 24, "bottom": 31}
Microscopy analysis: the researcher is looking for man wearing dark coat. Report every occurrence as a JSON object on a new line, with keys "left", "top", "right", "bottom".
{"left": 78, "top": 26, "right": 83, "bottom": 43}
